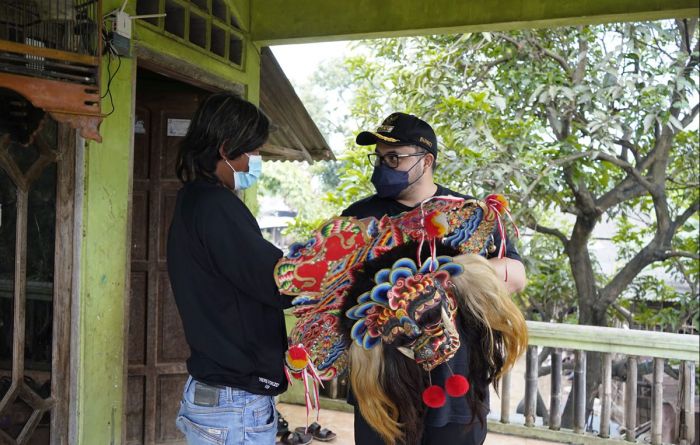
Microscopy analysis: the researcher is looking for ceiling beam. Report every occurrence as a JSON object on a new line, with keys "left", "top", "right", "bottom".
{"left": 251, "top": 0, "right": 698, "bottom": 45}
{"left": 262, "top": 143, "right": 306, "bottom": 161}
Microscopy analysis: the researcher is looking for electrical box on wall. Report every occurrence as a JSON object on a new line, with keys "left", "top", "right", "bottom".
{"left": 108, "top": 32, "right": 131, "bottom": 57}
{"left": 104, "top": 1, "right": 165, "bottom": 58}
{"left": 104, "top": 10, "right": 131, "bottom": 57}
{"left": 113, "top": 10, "right": 132, "bottom": 39}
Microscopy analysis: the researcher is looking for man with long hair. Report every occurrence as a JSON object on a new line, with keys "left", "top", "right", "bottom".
{"left": 167, "top": 93, "right": 291, "bottom": 445}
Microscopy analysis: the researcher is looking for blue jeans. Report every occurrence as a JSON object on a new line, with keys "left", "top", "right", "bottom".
{"left": 176, "top": 376, "right": 278, "bottom": 445}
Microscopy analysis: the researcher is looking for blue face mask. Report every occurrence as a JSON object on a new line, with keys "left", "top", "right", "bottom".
{"left": 226, "top": 153, "right": 262, "bottom": 190}
{"left": 371, "top": 157, "right": 425, "bottom": 198}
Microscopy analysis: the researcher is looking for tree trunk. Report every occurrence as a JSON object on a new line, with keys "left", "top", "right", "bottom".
{"left": 561, "top": 215, "right": 607, "bottom": 429}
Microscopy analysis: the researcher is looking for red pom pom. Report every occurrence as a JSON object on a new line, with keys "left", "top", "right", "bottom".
{"left": 445, "top": 374, "right": 470, "bottom": 397}
{"left": 424, "top": 211, "right": 449, "bottom": 238}
{"left": 422, "top": 385, "right": 446, "bottom": 408}
{"left": 485, "top": 194, "right": 509, "bottom": 215}
{"left": 288, "top": 345, "right": 308, "bottom": 361}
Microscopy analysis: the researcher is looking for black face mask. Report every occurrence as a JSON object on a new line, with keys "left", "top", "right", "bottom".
{"left": 371, "top": 156, "right": 425, "bottom": 198}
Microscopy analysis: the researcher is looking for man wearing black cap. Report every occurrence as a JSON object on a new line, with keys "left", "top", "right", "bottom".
{"left": 343, "top": 112, "right": 525, "bottom": 292}
{"left": 342, "top": 112, "right": 526, "bottom": 445}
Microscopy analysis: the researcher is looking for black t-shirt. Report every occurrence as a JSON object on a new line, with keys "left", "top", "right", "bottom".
{"left": 342, "top": 185, "right": 522, "bottom": 431}
{"left": 167, "top": 178, "right": 290, "bottom": 396}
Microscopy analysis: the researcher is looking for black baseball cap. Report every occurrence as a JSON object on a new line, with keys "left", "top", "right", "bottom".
{"left": 356, "top": 112, "right": 438, "bottom": 158}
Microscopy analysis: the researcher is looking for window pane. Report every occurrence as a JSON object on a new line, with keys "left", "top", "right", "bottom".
{"left": 25, "top": 161, "right": 56, "bottom": 373}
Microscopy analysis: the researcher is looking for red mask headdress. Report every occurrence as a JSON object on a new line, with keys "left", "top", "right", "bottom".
{"left": 274, "top": 195, "right": 515, "bottom": 387}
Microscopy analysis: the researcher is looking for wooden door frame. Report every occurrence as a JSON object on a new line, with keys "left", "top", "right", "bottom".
{"left": 134, "top": 46, "right": 236, "bottom": 95}
{"left": 124, "top": 60, "right": 232, "bottom": 445}
{"left": 51, "top": 125, "right": 77, "bottom": 445}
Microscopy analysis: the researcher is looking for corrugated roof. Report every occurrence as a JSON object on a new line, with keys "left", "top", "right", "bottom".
{"left": 259, "top": 47, "right": 335, "bottom": 162}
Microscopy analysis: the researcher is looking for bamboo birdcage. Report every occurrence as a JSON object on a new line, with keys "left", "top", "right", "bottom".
{"left": 0, "top": 0, "right": 100, "bottom": 84}
{"left": 0, "top": 0, "right": 104, "bottom": 141}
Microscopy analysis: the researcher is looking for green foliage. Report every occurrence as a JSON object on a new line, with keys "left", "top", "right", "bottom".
{"left": 620, "top": 274, "right": 699, "bottom": 332}
{"left": 303, "top": 20, "right": 700, "bottom": 328}
{"left": 258, "top": 161, "right": 346, "bottom": 241}
{"left": 517, "top": 231, "right": 578, "bottom": 323}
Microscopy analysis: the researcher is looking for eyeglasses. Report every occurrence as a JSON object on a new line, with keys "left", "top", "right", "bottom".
{"left": 367, "top": 152, "right": 426, "bottom": 169}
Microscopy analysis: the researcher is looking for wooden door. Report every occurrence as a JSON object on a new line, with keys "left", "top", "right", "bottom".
{"left": 126, "top": 70, "right": 209, "bottom": 445}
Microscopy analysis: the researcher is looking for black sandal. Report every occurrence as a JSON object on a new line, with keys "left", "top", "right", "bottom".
{"left": 295, "top": 422, "right": 337, "bottom": 442}
{"left": 276, "top": 410, "right": 290, "bottom": 436}
{"left": 276, "top": 430, "right": 312, "bottom": 445}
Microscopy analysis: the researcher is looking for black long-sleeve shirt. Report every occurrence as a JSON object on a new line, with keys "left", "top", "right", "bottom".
{"left": 167, "top": 178, "right": 289, "bottom": 395}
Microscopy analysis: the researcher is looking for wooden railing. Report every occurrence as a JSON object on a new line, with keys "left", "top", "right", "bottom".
{"left": 491, "top": 321, "right": 699, "bottom": 445}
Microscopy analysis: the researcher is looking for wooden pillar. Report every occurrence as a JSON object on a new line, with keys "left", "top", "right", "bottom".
{"left": 549, "top": 348, "right": 562, "bottom": 430}
{"left": 500, "top": 371, "right": 511, "bottom": 424}
{"left": 525, "top": 346, "right": 538, "bottom": 427}
{"left": 679, "top": 360, "right": 696, "bottom": 445}
{"left": 599, "top": 353, "right": 612, "bottom": 438}
{"left": 651, "top": 357, "right": 664, "bottom": 445}
{"left": 625, "top": 356, "right": 638, "bottom": 442}
{"left": 573, "top": 350, "right": 586, "bottom": 434}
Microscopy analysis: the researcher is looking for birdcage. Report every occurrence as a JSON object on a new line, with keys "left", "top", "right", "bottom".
{"left": 0, "top": 0, "right": 101, "bottom": 85}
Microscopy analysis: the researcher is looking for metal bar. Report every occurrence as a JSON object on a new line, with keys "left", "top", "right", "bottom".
{"left": 525, "top": 345, "right": 538, "bottom": 427}
{"left": 625, "top": 356, "right": 637, "bottom": 442}
{"left": 500, "top": 370, "right": 511, "bottom": 424}
{"left": 600, "top": 353, "right": 612, "bottom": 438}
{"left": 0, "top": 63, "right": 94, "bottom": 83}
{"left": 64, "top": 0, "right": 69, "bottom": 51}
{"left": 75, "top": 0, "right": 100, "bottom": 10}
{"left": 651, "top": 357, "right": 664, "bottom": 445}
{"left": 52, "top": 0, "right": 57, "bottom": 51}
{"left": 0, "top": 51, "right": 96, "bottom": 72}
{"left": 574, "top": 350, "right": 586, "bottom": 434}
{"left": 0, "top": 40, "right": 99, "bottom": 65}
{"left": 549, "top": 348, "right": 562, "bottom": 430}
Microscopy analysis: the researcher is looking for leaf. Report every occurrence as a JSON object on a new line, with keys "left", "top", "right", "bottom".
{"left": 668, "top": 114, "right": 685, "bottom": 131}
{"left": 642, "top": 113, "right": 657, "bottom": 133}
{"left": 492, "top": 96, "right": 506, "bottom": 111}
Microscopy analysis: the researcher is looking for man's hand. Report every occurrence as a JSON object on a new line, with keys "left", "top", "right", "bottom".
{"left": 487, "top": 257, "right": 527, "bottom": 294}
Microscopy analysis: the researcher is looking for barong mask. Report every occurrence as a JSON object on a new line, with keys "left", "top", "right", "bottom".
{"left": 275, "top": 195, "right": 518, "bottom": 418}
{"left": 346, "top": 257, "right": 463, "bottom": 371}
{"left": 275, "top": 194, "right": 516, "bottom": 380}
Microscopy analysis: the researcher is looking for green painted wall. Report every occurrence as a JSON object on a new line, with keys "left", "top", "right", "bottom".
{"left": 133, "top": 23, "right": 251, "bottom": 87}
{"left": 72, "top": 1, "right": 261, "bottom": 443}
{"left": 250, "top": 0, "right": 699, "bottom": 44}
{"left": 74, "top": 2, "right": 135, "bottom": 444}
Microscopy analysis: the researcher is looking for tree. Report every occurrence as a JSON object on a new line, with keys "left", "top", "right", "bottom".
{"left": 258, "top": 160, "right": 346, "bottom": 240}
{"left": 319, "top": 20, "right": 699, "bottom": 327}
{"left": 306, "top": 19, "right": 699, "bottom": 426}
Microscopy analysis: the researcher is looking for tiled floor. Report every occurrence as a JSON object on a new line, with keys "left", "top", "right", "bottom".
{"left": 277, "top": 402, "right": 557, "bottom": 445}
